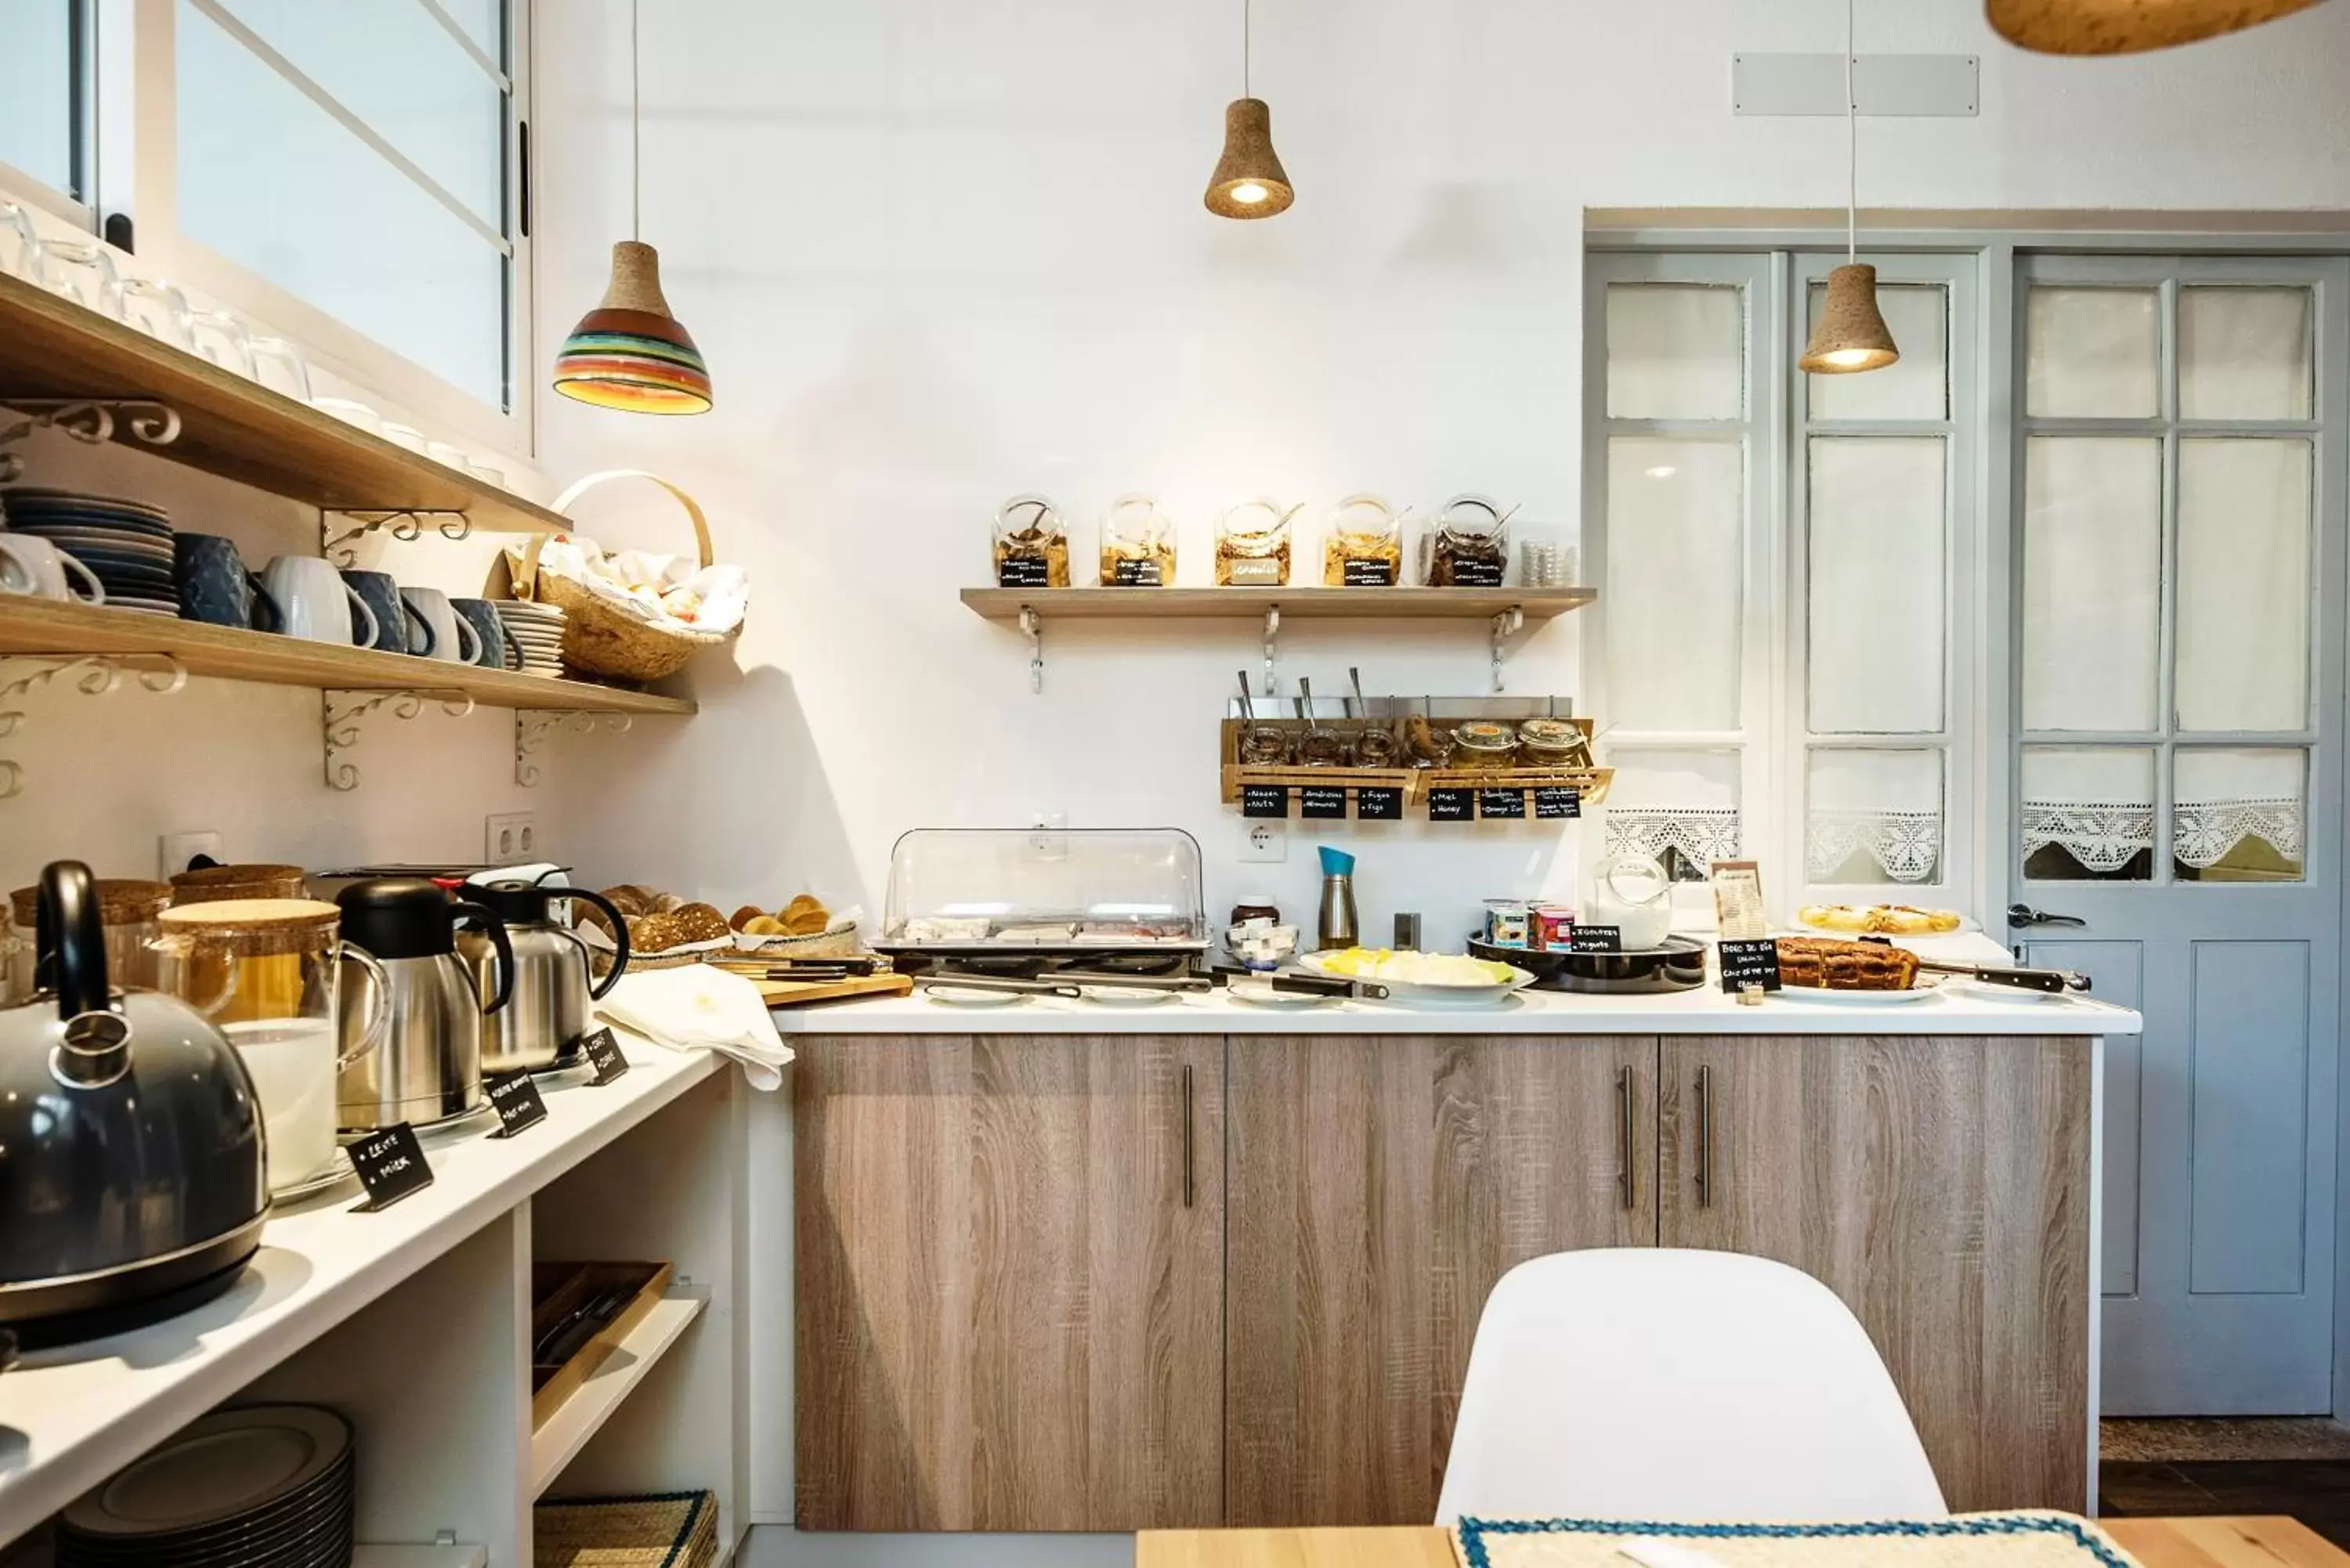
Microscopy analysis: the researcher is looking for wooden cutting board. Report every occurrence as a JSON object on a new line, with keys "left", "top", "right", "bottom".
{"left": 748, "top": 971, "right": 913, "bottom": 1008}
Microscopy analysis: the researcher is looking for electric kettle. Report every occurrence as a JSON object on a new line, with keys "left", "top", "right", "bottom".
{"left": 0, "top": 861, "right": 268, "bottom": 1347}
{"left": 468, "top": 873, "right": 632, "bottom": 1074}
{"left": 334, "top": 878, "right": 515, "bottom": 1133}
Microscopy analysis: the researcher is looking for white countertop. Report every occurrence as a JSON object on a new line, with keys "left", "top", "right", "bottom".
{"left": 0, "top": 1037, "right": 719, "bottom": 1542}
{"left": 772, "top": 934, "right": 2142, "bottom": 1036}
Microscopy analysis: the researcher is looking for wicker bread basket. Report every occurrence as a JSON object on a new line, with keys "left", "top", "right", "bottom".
{"left": 511, "top": 471, "right": 739, "bottom": 683}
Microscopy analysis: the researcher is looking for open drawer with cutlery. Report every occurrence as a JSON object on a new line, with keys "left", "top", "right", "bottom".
{"left": 530, "top": 1260, "right": 674, "bottom": 1429}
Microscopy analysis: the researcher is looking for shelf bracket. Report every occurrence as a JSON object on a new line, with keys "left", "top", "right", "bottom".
{"left": 1019, "top": 605, "right": 1043, "bottom": 693}
{"left": 1263, "top": 606, "right": 1281, "bottom": 695}
{"left": 0, "top": 399, "right": 183, "bottom": 483}
{"left": 0, "top": 654, "right": 186, "bottom": 800}
{"left": 1490, "top": 606, "right": 1526, "bottom": 693}
{"left": 324, "top": 688, "right": 476, "bottom": 792}
{"left": 322, "top": 510, "right": 472, "bottom": 567}
{"left": 515, "top": 708, "right": 632, "bottom": 787}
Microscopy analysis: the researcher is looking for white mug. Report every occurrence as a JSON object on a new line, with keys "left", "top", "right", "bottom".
{"left": 262, "top": 555, "right": 380, "bottom": 646}
{"left": 400, "top": 587, "right": 483, "bottom": 664}
{"left": 0, "top": 535, "right": 106, "bottom": 605}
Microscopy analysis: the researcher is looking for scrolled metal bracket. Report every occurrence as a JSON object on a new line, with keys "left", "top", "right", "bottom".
{"left": 322, "top": 510, "right": 472, "bottom": 567}
{"left": 0, "top": 399, "right": 183, "bottom": 482}
{"left": 1019, "top": 606, "right": 1043, "bottom": 694}
{"left": 1263, "top": 606, "right": 1281, "bottom": 697}
{"left": 515, "top": 708, "right": 633, "bottom": 788}
{"left": 0, "top": 653, "right": 186, "bottom": 800}
{"left": 323, "top": 688, "right": 476, "bottom": 791}
{"left": 1490, "top": 606, "right": 1526, "bottom": 693}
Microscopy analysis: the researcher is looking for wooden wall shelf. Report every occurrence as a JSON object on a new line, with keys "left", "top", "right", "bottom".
{"left": 961, "top": 585, "right": 1595, "bottom": 620}
{"left": 0, "top": 598, "right": 694, "bottom": 716}
{"left": 0, "top": 273, "right": 569, "bottom": 534}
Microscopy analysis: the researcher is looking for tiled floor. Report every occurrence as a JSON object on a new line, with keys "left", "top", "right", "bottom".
{"left": 2101, "top": 1420, "right": 2350, "bottom": 1549}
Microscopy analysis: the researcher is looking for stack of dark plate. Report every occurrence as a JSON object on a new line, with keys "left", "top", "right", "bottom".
{"left": 57, "top": 1405, "right": 355, "bottom": 1568}
{"left": 0, "top": 488, "right": 179, "bottom": 616}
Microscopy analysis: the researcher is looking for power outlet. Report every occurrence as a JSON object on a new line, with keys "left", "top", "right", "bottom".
{"left": 1238, "top": 819, "right": 1287, "bottom": 863}
{"left": 485, "top": 811, "right": 539, "bottom": 864}
{"left": 158, "top": 831, "right": 224, "bottom": 880}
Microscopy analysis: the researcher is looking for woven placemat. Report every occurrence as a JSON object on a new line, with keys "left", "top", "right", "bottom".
{"left": 1454, "top": 1512, "right": 2144, "bottom": 1568}
{"left": 535, "top": 1490, "right": 718, "bottom": 1568}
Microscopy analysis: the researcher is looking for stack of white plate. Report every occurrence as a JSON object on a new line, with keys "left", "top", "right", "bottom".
{"left": 58, "top": 1405, "right": 355, "bottom": 1568}
{"left": 494, "top": 600, "right": 567, "bottom": 676}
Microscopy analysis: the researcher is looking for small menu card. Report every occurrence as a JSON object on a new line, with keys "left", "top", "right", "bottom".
{"left": 1708, "top": 860, "right": 1770, "bottom": 941}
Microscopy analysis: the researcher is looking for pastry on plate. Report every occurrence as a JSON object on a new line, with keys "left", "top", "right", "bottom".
{"left": 1798, "top": 902, "right": 1963, "bottom": 935}
{"left": 1775, "top": 936, "right": 1922, "bottom": 990}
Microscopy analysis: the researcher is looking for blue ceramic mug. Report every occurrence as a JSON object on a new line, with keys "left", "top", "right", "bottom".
{"left": 450, "top": 597, "right": 512, "bottom": 670}
{"left": 174, "top": 533, "right": 282, "bottom": 632}
{"left": 340, "top": 569, "right": 425, "bottom": 654}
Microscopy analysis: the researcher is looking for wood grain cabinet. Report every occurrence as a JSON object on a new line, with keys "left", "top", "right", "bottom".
{"left": 794, "top": 1034, "right": 1224, "bottom": 1531}
{"left": 1658, "top": 1035, "right": 2094, "bottom": 1512}
{"left": 1222, "top": 1035, "right": 1658, "bottom": 1526}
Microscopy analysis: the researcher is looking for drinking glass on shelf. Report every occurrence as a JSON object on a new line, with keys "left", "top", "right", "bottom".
{"left": 425, "top": 440, "right": 468, "bottom": 470}
{"left": 36, "top": 239, "right": 124, "bottom": 317}
{"left": 117, "top": 279, "right": 197, "bottom": 351}
{"left": 380, "top": 422, "right": 428, "bottom": 454}
{"left": 311, "top": 396, "right": 381, "bottom": 432}
{"left": 189, "top": 309, "right": 256, "bottom": 378}
{"left": 248, "top": 337, "right": 313, "bottom": 402}
{"left": 0, "top": 203, "right": 43, "bottom": 284}
{"left": 465, "top": 458, "right": 507, "bottom": 490}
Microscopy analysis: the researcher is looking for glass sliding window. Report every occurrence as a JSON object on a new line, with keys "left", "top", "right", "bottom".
{"left": 1808, "top": 284, "right": 1948, "bottom": 421}
{"left": 0, "top": 2, "right": 81, "bottom": 200}
{"left": 2026, "top": 287, "right": 2159, "bottom": 417}
{"left": 2180, "top": 287, "right": 2313, "bottom": 421}
{"left": 175, "top": 0, "right": 512, "bottom": 409}
{"left": 2176, "top": 437, "right": 2312, "bottom": 733}
{"left": 2023, "top": 746, "right": 2157, "bottom": 882}
{"left": 1806, "top": 435, "right": 1946, "bottom": 735}
{"left": 1605, "top": 437, "right": 1744, "bottom": 732}
{"left": 1604, "top": 749, "right": 1742, "bottom": 883}
{"left": 1605, "top": 284, "right": 1744, "bottom": 419}
{"left": 2020, "top": 436, "right": 2164, "bottom": 732}
{"left": 1807, "top": 749, "right": 1943, "bottom": 885}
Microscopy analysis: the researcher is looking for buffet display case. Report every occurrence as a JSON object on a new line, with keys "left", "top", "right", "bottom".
{"left": 877, "top": 827, "right": 1208, "bottom": 956}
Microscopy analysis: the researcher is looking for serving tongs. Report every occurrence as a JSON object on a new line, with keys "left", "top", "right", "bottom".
{"left": 713, "top": 955, "right": 880, "bottom": 979}
{"left": 918, "top": 975, "right": 1085, "bottom": 999}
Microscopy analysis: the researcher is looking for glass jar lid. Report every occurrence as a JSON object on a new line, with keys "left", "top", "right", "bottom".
{"left": 1328, "top": 493, "right": 1402, "bottom": 545}
{"left": 1437, "top": 493, "right": 1513, "bottom": 540}
{"left": 11, "top": 878, "right": 172, "bottom": 926}
{"left": 1517, "top": 717, "right": 1581, "bottom": 749}
{"left": 1218, "top": 498, "right": 1297, "bottom": 549}
{"left": 1103, "top": 493, "right": 1172, "bottom": 547}
{"left": 159, "top": 898, "right": 342, "bottom": 956}
{"left": 995, "top": 493, "right": 1065, "bottom": 543}
{"left": 1455, "top": 720, "right": 1516, "bottom": 751}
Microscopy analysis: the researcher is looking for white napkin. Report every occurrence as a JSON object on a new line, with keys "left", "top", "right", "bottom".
{"left": 596, "top": 966, "right": 796, "bottom": 1090}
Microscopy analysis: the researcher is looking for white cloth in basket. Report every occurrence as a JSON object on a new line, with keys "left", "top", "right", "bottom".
{"left": 597, "top": 966, "right": 795, "bottom": 1090}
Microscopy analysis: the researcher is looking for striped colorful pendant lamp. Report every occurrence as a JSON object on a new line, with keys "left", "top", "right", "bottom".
{"left": 552, "top": 0, "right": 711, "bottom": 414}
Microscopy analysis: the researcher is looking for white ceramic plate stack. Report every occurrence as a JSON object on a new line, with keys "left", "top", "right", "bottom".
{"left": 0, "top": 487, "right": 179, "bottom": 616}
{"left": 57, "top": 1405, "right": 355, "bottom": 1568}
{"left": 494, "top": 599, "right": 567, "bottom": 676}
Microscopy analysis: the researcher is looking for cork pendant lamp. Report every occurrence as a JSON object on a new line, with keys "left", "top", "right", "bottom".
{"left": 1799, "top": 0, "right": 1899, "bottom": 376}
{"left": 1987, "top": 0, "right": 2325, "bottom": 55}
{"left": 554, "top": 0, "right": 712, "bottom": 414}
{"left": 1204, "top": 0, "right": 1292, "bottom": 219}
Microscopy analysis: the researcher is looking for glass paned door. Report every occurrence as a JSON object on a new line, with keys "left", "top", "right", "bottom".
{"left": 2011, "top": 255, "right": 2346, "bottom": 1416}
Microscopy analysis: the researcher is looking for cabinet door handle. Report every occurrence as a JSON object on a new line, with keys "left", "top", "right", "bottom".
{"left": 1180, "top": 1062, "right": 1195, "bottom": 1209}
{"left": 1616, "top": 1064, "right": 1636, "bottom": 1211}
{"left": 1694, "top": 1064, "right": 1714, "bottom": 1209}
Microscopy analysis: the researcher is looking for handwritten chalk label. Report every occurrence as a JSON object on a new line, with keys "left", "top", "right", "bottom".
{"left": 1718, "top": 938, "right": 1784, "bottom": 995}
{"left": 1427, "top": 788, "right": 1473, "bottom": 822}
{"left": 1223, "top": 556, "right": 1284, "bottom": 587}
{"left": 1569, "top": 924, "right": 1623, "bottom": 954}
{"left": 486, "top": 1070, "right": 548, "bottom": 1138}
{"left": 1109, "top": 558, "right": 1164, "bottom": 587}
{"left": 582, "top": 1027, "right": 630, "bottom": 1085}
{"left": 1447, "top": 558, "right": 1505, "bottom": 587}
{"left": 1300, "top": 785, "right": 1347, "bottom": 819}
{"left": 1342, "top": 558, "right": 1397, "bottom": 587}
{"left": 350, "top": 1122, "right": 433, "bottom": 1212}
{"left": 996, "top": 555, "right": 1052, "bottom": 588}
{"left": 1356, "top": 787, "right": 1402, "bottom": 821}
{"left": 1534, "top": 787, "right": 1582, "bottom": 820}
{"left": 1242, "top": 784, "right": 1289, "bottom": 819}
{"left": 1478, "top": 788, "right": 1527, "bottom": 820}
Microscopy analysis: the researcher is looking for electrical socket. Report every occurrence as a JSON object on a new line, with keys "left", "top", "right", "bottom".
{"left": 485, "top": 811, "right": 539, "bottom": 864}
{"left": 1238, "top": 819, "right": 1287, "bottom": 863}
{"left": 158, "top": 831, "right": 223, "bottom": 879}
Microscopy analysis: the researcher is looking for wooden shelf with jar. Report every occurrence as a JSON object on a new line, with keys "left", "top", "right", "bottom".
{"left": 962, "top": 584, "right": 1593, "bottom": 620}
{"left": 1217, "top": 716, "right": 1612, "bottom": 810}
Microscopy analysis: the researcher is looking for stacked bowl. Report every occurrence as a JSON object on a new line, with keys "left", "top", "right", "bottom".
{"left": 56, "top": 1404, "right": 355, "bottom": 1568}
{"left": 494, "top": 600, "right": 567, "bottom": 676}
{"left": 0, "top": 488, "right": 178, "bottom": 616}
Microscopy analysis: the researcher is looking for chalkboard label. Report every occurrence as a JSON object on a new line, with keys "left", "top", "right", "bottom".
{"left": 1242, "top": 784, "right": 1289, "bottom": 819}
{"left": 1356, "top": 787, "right": 1402, "bottom": 821}
{"left": 1448, "top": 558, "right": 1506, "bottom": 587}
{"left": 1569, "top": 924, "right": 1623, "bottom": 953}
{"left": 1342, "top": 558, "right": 1396, "bottom": 587}
{"left": 1534, "top": 786, "right": 1582, "bottom": 819}
{"left": 1427, "top": 788, "right": 1473, "bottom": 822}
{"left": 1223, "top": 557, "right": 1284, "bottom": 587}
{"left": 1109, "top": 557, "right": 1164, "bottom": 587}
{"left": 996, "top": 555, "right": 1052, "bottom": 588}
{"left": 582, "top": 1027, "right": 630, "bottom": 1085}
{"left": 1300, "top": 785, "right": 1347, "bottom": 819}
{"left": 1478, "top": 787, "right": 1527, "bottom": 820}
{"left": 486, "top": 1070, "right": 548, "bottom": 1137}
{"left": 1719, "top": 938, "right": 1784, "bottom": 994}
{"left": 350, "top": 1122, "right": 433, "bottom": 1212}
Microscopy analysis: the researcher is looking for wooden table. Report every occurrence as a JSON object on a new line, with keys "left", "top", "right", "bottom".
{"left": 1137, "top": 1519, "right": 2348, "bottom": 1568}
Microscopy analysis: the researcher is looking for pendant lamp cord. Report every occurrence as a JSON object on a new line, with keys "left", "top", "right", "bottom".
{"left": 1844, "top": 0, "right": 1856, "bottom": 264}
{"left": 1243, "top": 0, "right": 1252, "bottom": 98}
{"left": 631, "top": 0, "right": 642, "bottom": 243}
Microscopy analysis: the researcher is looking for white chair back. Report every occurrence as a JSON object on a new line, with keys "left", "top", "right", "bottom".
{"left": 1436, "top": 1248, "right": 1948, "bottom": 1525}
